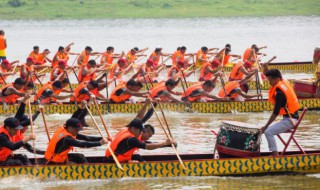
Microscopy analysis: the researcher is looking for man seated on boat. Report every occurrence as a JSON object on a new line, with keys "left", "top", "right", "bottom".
{"left": 50, "top": 60, "right": 74, "bottom": 82}
{"left": 109, "top": 58, "right": 134, "bottom": 83}
{"left": 0, "top": 117, "right": 36, "bottom": 166}
{"left": 34, "top": 80, "right": 74, "bottom": 105}
{"left": 77, "top": 46, "right": 101, "bottom": 67}
{"left": 149, "top": 78, "right": 184, "bottom": 103}
{"left": 0, "top": 60, "right": 16, "bottom": 84}
{"left": 110, "top": 79, "right": 148, "bottom": 104}
{"left": 44, "top": 118, "right": 109, "bottom": 165}
{"left": 105, "top": 98, "right": 176, "bottom": 163}
{"left": 181, "top": 80, "right": 229, "bottom": 102}
{"left": 168, "top": 61, "right": 194, "bottom": 80}
{"left": 172, "top": 46, "right": 193, "bottom": 67}
{"left": 215, "top": 44, "right": 241, "bottom": 67}
{"left": 243, "top": 44, "right": 267, "bottom": 63}
{"left": 228, "top": 60, "right": 258, "bottom": 93}
{"left": 126, "top": 47, "right": 148, "bottom": 64}
{"left": 20, "top": 57, "right": 49, "bottom": 83}
{"left": 78, "top": 59, "right": 107, "bottom": 83}
{"left": 1, "top": 78, "right": 29, "bottom": 104}
{"left": 260, "top": 67, "right": 300, "bottom": 156}
{"left": 99, "top": 46, "right": 124, "bottom": 68}
{"left": 70, "top": 80, "right": 109, "bottom": 127}
{"left": 148, "top": 47, "right": 170, "bottom": 67}
{"left": 199, "top": 59, "right": 222, "bottom": 81}
{"left": 218, "top": 72, "right": 261, "bottom": 101}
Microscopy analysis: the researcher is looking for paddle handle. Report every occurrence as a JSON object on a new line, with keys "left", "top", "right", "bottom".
{"left": 85, "top": 105, "right": 103, "bottom": 136}
{"left": 27, "top": 100, "right": 37, "bottom": 163}
{"left": 40, "top": 107, "right": 51, "bottom": 141}
{"left": 93, "top": 99, "right": 111, "bottom": 137}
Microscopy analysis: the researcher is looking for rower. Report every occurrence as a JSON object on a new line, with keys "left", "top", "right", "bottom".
{"left": 1, "top": 78, "right": 28, "bottom": 104}
{"left": 110, "top": 79, "right": 148, "bottom": 103}
{"left": 228, "top": 60, "right": 258, "bottom": 93}
{"left": 168, "top": 60, "right": 194, "bottom": 79}
{"left": 126, "top": 47, "right": 148, "bottom": 64}
{"left": 172, "top": 46, "right": 190, "bottom": 66}
{"left": 149, "top": 78, "right": 183, "bottom": 103}
{"left": 260, "top": 68, "right": 300, "bottom": 156}
{"left": 195, "top": 46, "right": 211, "bottom": 68}
{"left": 181, "top": 80, "right": 228, "bottom": 102}
{"left": 148, "top": 47, "right": 170, "bottom": 67}
{"left": 20, "top": 57, "right": 49, "bottom": 82}
{"left": 218, "top": 73, "right": 261, "bottom": 101}
{"left": 215, "top": 44, "right": 241, "bottom": 66}
{"left": 77, "top": 59, "right": 106, "bottom": 83}
{"left": 100, "top": 46, "right": 124, "bottom": 68}
{"left": 44, "top": 118, "right": 109, "bottom": 165}
{"left": 70, "top": 80, "right": 109, "bottom": 127}
{"left": 105, "top": 98, "right": 175, "bottom": 163}
{"left": 0, "top": 30, "right": 7, "bottom": 62}
{"left": 35, "top": 81, "right": 73, "bottom": 105}
{"left": 137, "top": 59, "right": 165, "bottom": 83}
{"left": 77, "top": 46, "right": 100, "bottom": 66}
{"left": 0, "top": 117, "right": 36, "bottom": 166}
{"left": 52, "top": 44, "right": 74, "bottom": 68}
{"left": 243, "top": 44, "right": 267, "bottom": 63}
{"left": 50, "top": 60, "right": 71, "bottom": 82}
{"left": 29, "top": 47, "right": 51, "bottom": 66}
{"left": 109, "top": 58, "right": 132, "bottom": 82}
{"left": 199, "top": 59, "right": 222, "bottom": 81}
{"left": 0, "top": 60, "right": 16, "bottom": 84}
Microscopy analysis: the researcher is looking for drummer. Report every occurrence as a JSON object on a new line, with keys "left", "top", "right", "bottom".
{"left": 260, "top": 68, "right": 300, "bottom": 156}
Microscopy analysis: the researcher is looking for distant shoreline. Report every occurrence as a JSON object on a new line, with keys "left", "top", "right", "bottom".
{"left": 0, "top": 0, "right": 319, "bottom": 20}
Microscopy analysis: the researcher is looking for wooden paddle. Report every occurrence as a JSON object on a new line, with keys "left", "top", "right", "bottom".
{"left": 84, "top": 103, "right": 123, "bottom": 171}
{"left": 71, "top": 67, "right": 80, "bottom": 84}
{"left": 27, "top": 100, "right": 37, "bottom": 164}
{"left": 71, "top": 54, "right": 80, "bottom": 67}
{"left": 149, "top": 102, "right": 187, "bottom": 170}
{"left": 64, "top": 71, "right": 78, "bottom": 106}
{"left": 219, "top": 75, "right": 236, "bottom": 113}
{"left": 39, "top": 106, "right": 51, "bottom": 141}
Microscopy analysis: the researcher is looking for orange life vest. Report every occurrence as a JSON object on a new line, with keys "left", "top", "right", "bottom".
{"left": 105, "top": 128, "right": 137, "bottom": 163}
{"left": 229, "top": 61, "right": 244, "bottom": 81}
{"left": 127, "top": 51, "right": 136, "bottom": 63}
{"left": 1, "top": 83, "right": 21, "bottom": 104}
{"left": 44, "top": 127, "right": 75, "bottom": 163}
{"left": 78, "top": 66, "right": 97, "bottom": 83}
{"left": 220, "top": 52, "right": 230, "bottom": 66}
{"left": 150, "top": 82, "right": 168, "bottom": 100}
{"left": 243, "top": 48, "right": 257, "bottom": 62}
{"left": 149, "top": 51, "right": 160, "bottom": 66}
{"left": 181, "top": 82, "right": 203, "bottom": 102}
{"left": 269, "top": 80, "right": 300, "bottom": 115}
{"left": 52, "top": 52, "right": 68, "bottom": 68}
{"left": 70, "top": 82, "right": 98, "bottom": 103}
{"left": 0, "top": 35, "right": 5, "bottom": 50}
{"left": 110, "top": 83, "right": 132, "bottom": 103}
{"left": 168, "top": 65, "right": 179, "bottom": 78}
{"left": 0, "top": 126, "right": 14, "bottom": 161}
{"left": 29, "top": 51, "right": 42, "bottom": 64}
{"left": 20, "top": 63, "right": 36, "bottom": 82}
{"left": 13, "top": 130, "right": 24, "bottom": 143}
{"left": 0, "top": 66, "right": 8, "bottom": 84}
{"left": 109, "top": 64, "right": 124, "bottom": 79}
{"left": 199, "top": 62, "right": 215, "bottom": 81}
{"left": 218, "top": 81, "right": 240, "bottom": 99}
{"left": 196, "top": 50, "right": 208, "bottom": 68}
{"left": 35, "top": 82, "right": 62, "bottom": 104}
{"left": 50, "top": 66, "right": 64, "bottom": 81}
{"left": 78, "top": 51, "right": 90, "bottom": 66}
{"left": 172, "top": 50, "right": 184, "bottom": 65}
{"left": 100, "top": 52, "right": 113, "bottom": 66}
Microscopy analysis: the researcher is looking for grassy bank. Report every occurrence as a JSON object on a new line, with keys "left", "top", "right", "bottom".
{"left": 0, "top": 0, "right": 319, "bottom": 20}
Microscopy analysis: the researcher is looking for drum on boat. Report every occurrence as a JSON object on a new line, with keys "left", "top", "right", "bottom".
{"left": 293, "top": 80, "right": 317, "bottom": 98}
{"left": 215, "top": 121, "right": 262, "bottom": 158}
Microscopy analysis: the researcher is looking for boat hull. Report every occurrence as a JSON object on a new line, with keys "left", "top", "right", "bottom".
{"left": 0, "top": 153, "right": 319, "bottom": 180}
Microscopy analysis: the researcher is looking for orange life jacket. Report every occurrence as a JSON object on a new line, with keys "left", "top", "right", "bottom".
{"left": 218, "top": 81, "right": 240, "bottom": 99}
{"left": 149, "top": 51, "right": 160, "bottom": 66}
{"left": 78, "top": 66, "right": 97, "bottom": 83}
{"left": 0, "top": 35, "right": 5, "bottom": 50}
{"left": 52, "top": 52, "right": 68, "bottom": 68}
{"left": 229, "top": 61, "right": 244, "bottom": 81}
{"left": 13, "top": 130, "right": 24, "bottom": 143}
{"left": 35, "top": 82, "right": 62, "bottom": 104}
{"left": 110, "top": 83, "right": 132, "bottom": 103}
{"left": 29, "top": 51, "right": 42, "bottom": 64}
{"left": 105, "top": 128, "right": 137, "bottom": 163}
{"left": 0, "top": 66, "right": 8, "bottom": 84}
{"left": 100, "top": 52, "right": 113, "bottom": 66}
{"left": 1, "top": 83, "right": 21, "bottom": 104}
{"left": 150, "top": 82, "right": 168, "bottom": 100}
{"left": 20, "top": 63, "right": 36, "bottom": 82}
{"left": 168, "top": 65, "right": 179, "bottom": 78}
{"left": 127, "top": 51, "right": 136, "bottom": 63}
{"left": 196, "top": 50, "right": 208, "bottom": 68}
{"left": 0, "top": 126, "right": 14, "bottom": 161}
{"left": 44, "top": 127, "right": 75, "bottom": 163}
{"left": 109, "top": 64, "right": 124, "bottom": 80}
{"left": 268, "top": 80, "right": 300, "bottom": 115}
{"left": 70, "top": 82, "right": 98, "bottom": 103}
{"left": 243, "top": 48, "right": 257, "bottom": 62}
{"left": 199, "top": 62, "right": 215, "bottom": 81}
{"left": 172, "top": 50, "right": 184, "bottom": 65}
{"left": 220, "top": 52, "right": 230, "bottom": 66}
{"left": 181, "top": 82, "right": 204, "bottom": 102}
{"left": 50, "top": 66, "right": 64, "bottom": 81}
{"left": 78, "top": 51, "right": 90, "bottom": 66}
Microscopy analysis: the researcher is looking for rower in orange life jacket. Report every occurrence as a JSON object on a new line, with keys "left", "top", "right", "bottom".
{"left": 109, "top": 58, "right": 131, "bottom": 82}
{"left": 1, "top": 78, "right": 27, "bottom": 104}
{"left": 168, "top": 61, "right": 185, "bottom": 79}
{"left": 35, "top": 81, "right": 73, "bottom": 104}
{"left": 243, "top": 44, "right": 267, "bottom": 62}
{"left": 52, "top": 46, "right": 69, "bottom": 68}
{"left": 78, "top": 60, "right": 98, "bottom": 83}
{"left": 44, "top": 118, "right": 108, "bottom": 164}
{"left": 0, "top": 60, "right": 15, "bottom": 84}
{"left": 50, "top": 60, "right": 68, "bottom": 81}
{"left": 0, "top": 117, "right": 35, "bottom": 165}
{"left": 199, "top": 59, "right": 222, "bottom": 81}
{"left": 260, "top": 68, "right": 300, "bottom": 156}
{"left": 181, "top": 80, "right": 225, "bottom": 102}
{"left": 29, "top": 47, "right": 51, "bottom": 66}
{"left": 149, "top": 79, "right": 183, "bottom": 103}
{"left": 20, "top": 57, "right": 49, "bottom": 83}
{"left": 216, "top": 44, "right": 242, "bottom": 66}
{"left": 77, "top": 46, "right": 101, "bottom": 67}
{"left": 172, "top": 46, "right": 186, "bottom": 66}
{"left": 149, "top": 47, "right": 170, "bottom": 67}
{"left": 105, "top": 115, "right": 173, "bottom": 163}
{"left": 100, "top": 46, "right": 116, "bottom": 68}
{"left": 110, "top": 79, "right": 148, "bottom": 103}
{"left": 195, "top": 46, "right": 210, "bottom": 68}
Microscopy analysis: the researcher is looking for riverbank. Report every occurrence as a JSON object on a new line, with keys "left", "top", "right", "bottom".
{"left": 0, "top": 0, "right": 319, "bottom": 20}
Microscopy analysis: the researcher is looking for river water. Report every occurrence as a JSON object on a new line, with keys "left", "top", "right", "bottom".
{"left": 0, "top": 16, "right": 320, "bottom": 189}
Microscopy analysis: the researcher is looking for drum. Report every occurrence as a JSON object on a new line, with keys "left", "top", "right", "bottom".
{"left": 215, "top": 121, "right": 262, "bottom": 158}
{"left": 293, "top": 80, "right": 317, "bottom": 98}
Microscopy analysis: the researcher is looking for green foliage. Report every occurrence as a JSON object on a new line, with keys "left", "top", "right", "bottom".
{"left": 0, "top": 0, "right": 319, "bottom": 19}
